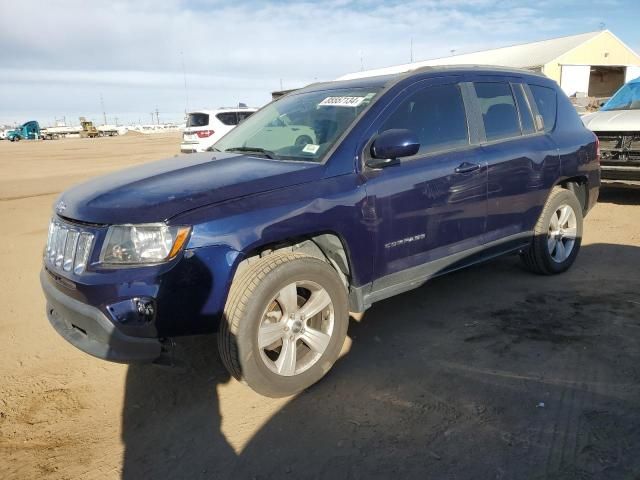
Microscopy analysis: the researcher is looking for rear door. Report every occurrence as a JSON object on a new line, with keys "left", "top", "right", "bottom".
{"left": 471, "top": 79, "right": 560, "bottom": 242}
{"left": 362, "top": 79, "right": 488, "bottom": 289}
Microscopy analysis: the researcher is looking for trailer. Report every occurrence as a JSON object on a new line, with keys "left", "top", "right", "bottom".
{"left": 40, "top": 125, "right": 81, "bottom": 140}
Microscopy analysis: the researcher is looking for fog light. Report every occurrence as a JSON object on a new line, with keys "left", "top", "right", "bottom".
{"left": 107, "top": 297, "right": 156, "bottom": 325}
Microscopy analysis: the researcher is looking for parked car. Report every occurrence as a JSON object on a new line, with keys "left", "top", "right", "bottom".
{"left": 240, "top": 113, "right": 318, "bottom": 151}
{"left": 582, "top": 76, "right": 640, "bottom": 185}
{"left": 41, "top": 66, "right": 599, "bottom": 397}
{"left": 180, "top": 107, "right": 256, "bottom": 153}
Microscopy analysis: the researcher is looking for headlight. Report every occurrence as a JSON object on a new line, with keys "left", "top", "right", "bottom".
{"left": 100, "top": 224, "right": 191, "bottom": 265}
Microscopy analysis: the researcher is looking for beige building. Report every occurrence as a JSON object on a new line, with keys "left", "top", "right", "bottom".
{"left": 339, "top": 30, "right": 640, "bottom": 98}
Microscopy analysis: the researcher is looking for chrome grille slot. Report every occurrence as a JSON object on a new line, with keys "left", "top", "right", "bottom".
{"left": 45, "top": 219, "right": 95, "bottom": 274}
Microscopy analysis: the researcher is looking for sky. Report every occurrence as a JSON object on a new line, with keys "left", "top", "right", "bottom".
{"left": 1, "top": 0, "right": 639, "bottom": 126}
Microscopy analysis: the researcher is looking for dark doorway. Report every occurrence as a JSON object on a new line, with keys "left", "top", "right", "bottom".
{"left": 588, "top": 66, "right": 625, "bottom": 97}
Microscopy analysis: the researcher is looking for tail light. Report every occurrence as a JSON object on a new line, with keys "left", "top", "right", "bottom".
{"left": 196, "top": 130, "right": 215, "bottom": 138}
{"left": 595, "top": 135, "right": 600, "bottom": 163}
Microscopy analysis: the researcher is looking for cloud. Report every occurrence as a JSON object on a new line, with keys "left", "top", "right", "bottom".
{"left": 0, "top": 0, "right": 634, "bottom": 124}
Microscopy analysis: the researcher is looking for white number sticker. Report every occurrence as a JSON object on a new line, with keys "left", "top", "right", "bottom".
{"left": 302, "top": 144, "right": 320, "bottom": 154}
{"left": 318, "top": 96, "right": 365, "bottom": 107}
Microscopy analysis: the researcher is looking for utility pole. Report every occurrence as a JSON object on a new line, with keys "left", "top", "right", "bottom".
{"left": 114, "top": 117, "right": 119, "bottom": 127}
{"left": 410, "top": 38, "right": 413, "bottom": 63}
{"left": 155, "top": 107, "right": 160, "bottom": 125}
{"left": 150, "top": 112, "right": 154, "bottom": 124}
{"left": 100, "top": 94, "right": 107, "bottom": 126}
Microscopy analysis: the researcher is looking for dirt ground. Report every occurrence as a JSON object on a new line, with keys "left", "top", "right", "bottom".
{"left": 1, "top": 134, "right": 639, "bottom": 479}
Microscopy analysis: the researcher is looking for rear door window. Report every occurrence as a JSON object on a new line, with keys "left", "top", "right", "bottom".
{"left": 474, "top": 82, "right": 521, "bottom": 141}
{"left": 512, "top": 84, "right": 536, "bottom": 135}
{"left": 529, "top": 85, "right": 557, "bottom": 132}
{"left": 186, "top": 113, "right": 209, "bottom": 128}
{"left": 216, "top": 112, "right": 239, "bottom": 126}
{"left": 237, "top": 111, "right": 254, "bottom": 122}
{"left": 379, "top": 83, "right": 469, "bottom": 154}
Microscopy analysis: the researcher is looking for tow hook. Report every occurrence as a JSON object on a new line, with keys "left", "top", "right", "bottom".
{"left": 152, "top": 338, "right": 186, "bottom": 370}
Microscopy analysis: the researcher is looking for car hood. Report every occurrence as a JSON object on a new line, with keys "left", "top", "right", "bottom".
{"left": 58, "top": 153, "right": 324, "bottom": 224}
{"left": 582, "top": 109, "right": 640, "bottom": 132}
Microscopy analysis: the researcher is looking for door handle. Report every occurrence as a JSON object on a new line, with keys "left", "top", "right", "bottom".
{"left": 455, "top": 162, "right": 480, "bottom": 174}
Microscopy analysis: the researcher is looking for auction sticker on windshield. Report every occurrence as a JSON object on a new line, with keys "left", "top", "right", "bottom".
{"left": 319, "top": 96, "right": 366, "bottom": 107}
{"left": 302, "top": 144, "right": 320, "bottom": 154}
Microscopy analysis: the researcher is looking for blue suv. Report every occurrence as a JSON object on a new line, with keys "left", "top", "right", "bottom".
{"left": 41, "top": 66, "right": 600, "bottom": 397}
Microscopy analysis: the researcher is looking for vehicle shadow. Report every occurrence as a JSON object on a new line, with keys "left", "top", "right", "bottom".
{"left": 120, "top": 336, "right": 235, "bottom": 479}
{"left": 120, "top": 243, "right": 640, "bottom": 479}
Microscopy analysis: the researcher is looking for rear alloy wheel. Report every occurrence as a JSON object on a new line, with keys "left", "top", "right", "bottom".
{"left": 218, "top": 252, "right": 349, "bottom": 397}
{"left": 547, "top": 204, "right": 578, "bottom": 263}
{"left": 521, "top": 186, "right": 583, "bottom": 275}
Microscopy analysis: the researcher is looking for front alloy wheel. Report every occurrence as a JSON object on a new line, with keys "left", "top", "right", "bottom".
{"left": 258, "top": 281, "right": 334, "bottom": 376}
{"left": 218, "top": 252, "right": 349, "bottom": 397}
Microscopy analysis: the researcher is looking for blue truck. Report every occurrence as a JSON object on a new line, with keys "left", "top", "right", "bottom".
{"left": 40, "top": 66, "right": 600, "bottom": 397}
{"left": 6, "top": 120, "right": 40, "bottom": 141}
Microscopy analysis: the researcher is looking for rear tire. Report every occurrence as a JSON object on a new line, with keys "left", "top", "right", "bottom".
{"left": 218, "top": 252, "right": 349, "bottom": 397}
{"left": 521, "top": 186, "right": 583, "bottom": 275}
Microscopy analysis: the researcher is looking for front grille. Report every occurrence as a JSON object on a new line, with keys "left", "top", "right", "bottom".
{"left": 45, "top": 219, "right": 95, "bottom": 274}
{"left": 594, "top": 131, "right": 640, "bottom": 163}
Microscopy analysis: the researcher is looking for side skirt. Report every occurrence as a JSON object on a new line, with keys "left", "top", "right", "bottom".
{"left": 348, "top": 232, "right": 532, "bottom": 312}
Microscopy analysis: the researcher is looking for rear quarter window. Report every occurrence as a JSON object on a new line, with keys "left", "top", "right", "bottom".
{"left": 529, "top": 85, "right": 557, "bottom": 132}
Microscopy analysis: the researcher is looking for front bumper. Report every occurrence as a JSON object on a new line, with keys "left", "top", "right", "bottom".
{"left": 41, "top": 269, "right": 162, "bottom": 363}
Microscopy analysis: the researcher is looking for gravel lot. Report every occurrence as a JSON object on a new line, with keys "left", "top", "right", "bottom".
{"left": 1, "top": 134, "right": 639, "bottom": 479}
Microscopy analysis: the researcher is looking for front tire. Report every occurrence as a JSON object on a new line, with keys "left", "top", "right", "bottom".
{"left": 521, "top": 186, "right": 583, "bottom": 275}
{"left": 218, "top": 252, "right": 349, "bottom": 397}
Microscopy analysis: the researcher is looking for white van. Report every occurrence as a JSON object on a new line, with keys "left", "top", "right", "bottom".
{"left": 181, "top": 107, "right": 257, "bottom": 153}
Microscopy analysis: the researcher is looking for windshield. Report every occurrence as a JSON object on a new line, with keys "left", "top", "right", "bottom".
{"left": 213, "top": 87, "right": 381, "bottom": 161}
{"left": 601, "top": 80, "right": 640, "bottom": 111}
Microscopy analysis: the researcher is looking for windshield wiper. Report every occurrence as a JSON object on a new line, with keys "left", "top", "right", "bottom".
{"left": 225, "top": 147, "right": 277, "bottom": 159}
{"left": 206, "top": 146, "right": 221, "bottom": 152}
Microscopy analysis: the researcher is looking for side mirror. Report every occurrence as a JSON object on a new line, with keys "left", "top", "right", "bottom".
{"left": 367, "top": 129, "right": 420, "bottom": 168}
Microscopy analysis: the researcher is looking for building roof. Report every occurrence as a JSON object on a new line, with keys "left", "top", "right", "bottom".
{"left": 338, "top": 31, "right": 606, "bottom": 81}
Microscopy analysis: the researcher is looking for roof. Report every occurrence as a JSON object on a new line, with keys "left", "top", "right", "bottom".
{"left": 338, "top": 31, "right": 605, "bottom": 81}
{"left": 281, "top": 65, "right": 548, "bottom": 101}
{"left": 188, "top": 107, "right": 257, "bottom": 114}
